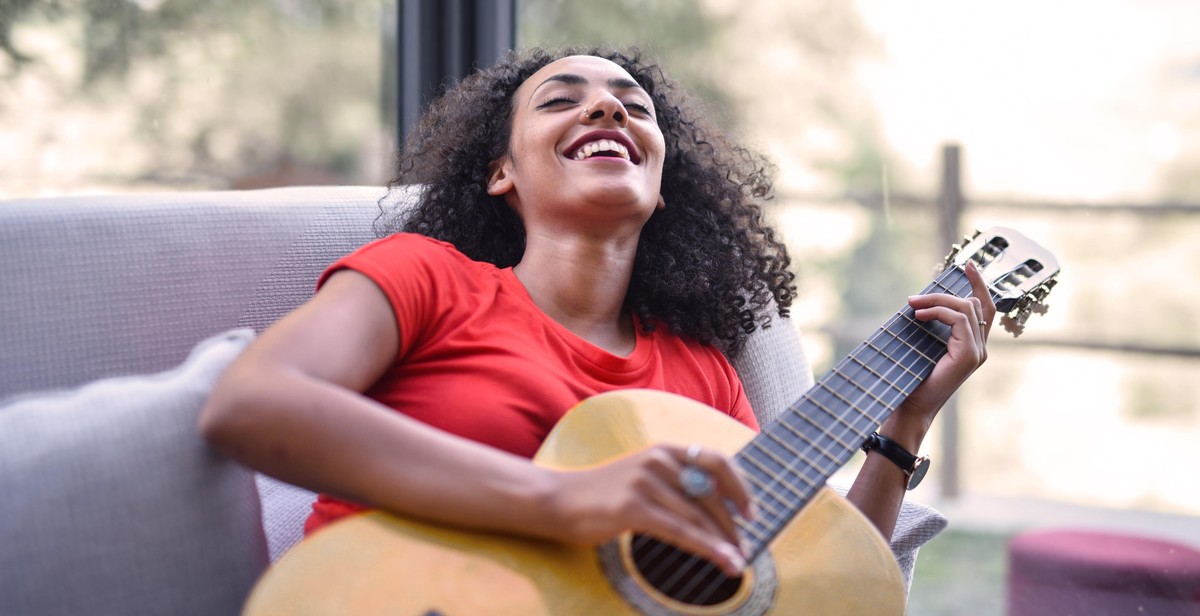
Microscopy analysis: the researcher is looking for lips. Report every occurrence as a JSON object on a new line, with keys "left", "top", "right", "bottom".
{"left": 564, "top": 130, "right": 642, "bottom": 165}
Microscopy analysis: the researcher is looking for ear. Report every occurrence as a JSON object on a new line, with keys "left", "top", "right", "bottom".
{"left": 656, "top": 194, "right": 666, "bottom": 211}
{"left": 487, "top": 156, "right": 514, "bottom": 196}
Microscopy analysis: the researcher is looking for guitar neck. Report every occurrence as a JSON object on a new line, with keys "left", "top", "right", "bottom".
{"left": 735, "top": 265, "right": 990, "bottom": 558}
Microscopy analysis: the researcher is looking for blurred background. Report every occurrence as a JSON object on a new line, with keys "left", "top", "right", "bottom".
{"left": 4, "top": 1, "right": 1198, "bottom": 613}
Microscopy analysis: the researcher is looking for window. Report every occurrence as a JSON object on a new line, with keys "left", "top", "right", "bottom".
{"left": 1, "top": 1, "right": 392, "bottom": 197}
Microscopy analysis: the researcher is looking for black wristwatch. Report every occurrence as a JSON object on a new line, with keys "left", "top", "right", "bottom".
{"left": 861, "top": 432, "right": 930, "bottom": 490}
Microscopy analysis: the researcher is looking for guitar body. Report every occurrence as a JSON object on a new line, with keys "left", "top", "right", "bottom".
{"left": 244, "top": 390, "right": 905, "bottom": 615}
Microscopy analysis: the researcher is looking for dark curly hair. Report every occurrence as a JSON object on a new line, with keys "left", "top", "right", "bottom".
{"left": 378, "top": 46, "right": 796, "bottom": 357}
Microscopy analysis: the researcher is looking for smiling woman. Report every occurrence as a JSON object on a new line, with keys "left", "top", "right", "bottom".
{"left": 485, "top": 55, "right": 668, "bottom": 275}
{"left": 389, "top": 48, "right": 794, "bottom": 357}
{"left": 199, "top": 46, "right": 995, "bottom": 614}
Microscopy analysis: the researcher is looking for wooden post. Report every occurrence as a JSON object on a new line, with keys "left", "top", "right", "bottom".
{"left": 937, "top": 143, "right": 964, "bottom": 500}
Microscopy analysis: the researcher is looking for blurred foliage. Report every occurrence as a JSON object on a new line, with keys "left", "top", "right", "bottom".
{"left": 0, "top": 0, "right": 386, "bottom": 190}
{"left": 1, "top": 0, "right": 379, "bottom": 82}
{"left": 829, "top": 205, "right": 938, "bottom": 360}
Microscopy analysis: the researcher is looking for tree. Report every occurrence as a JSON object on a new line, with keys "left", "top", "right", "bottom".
{"left": 1, "top": 0, "right": 385, "bottom": 192}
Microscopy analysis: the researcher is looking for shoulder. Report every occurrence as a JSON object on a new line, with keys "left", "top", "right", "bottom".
{"left": 351, "top": 232, "right": 473, "bottom": 267}
{"left": 324, "top": 233, "right": 492, "bottom": 285}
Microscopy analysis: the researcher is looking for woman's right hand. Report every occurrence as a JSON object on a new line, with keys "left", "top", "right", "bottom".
{"left": 542, "top": 443, "right": 753, "bottom": 577}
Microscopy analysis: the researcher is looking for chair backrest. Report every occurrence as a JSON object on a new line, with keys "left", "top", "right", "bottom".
{"left": 0, "top": 186, "right": 386, "bottom": 400}
{"left": 0, "top": 185, "right": 819, "bottom": 574}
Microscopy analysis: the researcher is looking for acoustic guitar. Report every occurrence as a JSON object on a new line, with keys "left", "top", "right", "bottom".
{"left": 243, "top": 227, "right": 1059, "bottom": 615}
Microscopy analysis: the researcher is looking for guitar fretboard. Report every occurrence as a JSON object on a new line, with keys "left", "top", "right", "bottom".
{"left": 734, "top": 265, "right": 988, "bottom": 558}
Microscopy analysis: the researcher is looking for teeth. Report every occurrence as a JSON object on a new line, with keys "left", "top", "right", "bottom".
{"left": 572, "top": 138, "right": 631, "bottom": 161}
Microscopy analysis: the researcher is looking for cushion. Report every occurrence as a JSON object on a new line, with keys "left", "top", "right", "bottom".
{"left": 1007, "top": 529, "right": 1200, "bottom": 614}
{"left": 0, "top": 329, "right": 268, "bottom": 616}
{"left": 256, "top": 473, "right": 316, "bottom": 562}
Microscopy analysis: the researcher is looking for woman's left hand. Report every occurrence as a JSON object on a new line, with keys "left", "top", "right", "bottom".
{"left": 893, "top": 260, "right": 996, "bottom": 429}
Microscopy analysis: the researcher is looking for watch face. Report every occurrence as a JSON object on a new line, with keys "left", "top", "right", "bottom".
{"left": 907, "top": 457, "right": 931, "bottom": 490}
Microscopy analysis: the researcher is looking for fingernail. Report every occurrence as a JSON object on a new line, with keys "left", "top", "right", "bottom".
{"left": 719, "top": 543, "right": 746, "bottom": 574}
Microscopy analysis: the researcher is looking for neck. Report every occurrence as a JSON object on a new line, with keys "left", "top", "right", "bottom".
{"left": 513, "top": 231, "right": 639, "bottom": 356}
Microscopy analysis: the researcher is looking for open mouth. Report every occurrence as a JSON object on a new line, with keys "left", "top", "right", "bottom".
{"left": 565, "top": 132, "right": 641, "bottom": 164}
{"left": 571, "top": 139, "right": 631, "bottom": 162}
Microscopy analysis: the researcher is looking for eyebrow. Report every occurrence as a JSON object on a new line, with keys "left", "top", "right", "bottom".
{"left": 531, "top": 73, "right": 646, "bottom": 98}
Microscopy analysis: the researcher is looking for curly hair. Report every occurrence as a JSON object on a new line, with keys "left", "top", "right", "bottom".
{"left": 378, "top": 46, "right": 796, "bottom": 357}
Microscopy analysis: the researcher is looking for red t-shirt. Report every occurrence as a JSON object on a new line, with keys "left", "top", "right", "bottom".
{"left": 305, "top": 233, "right": 758, "bottom": 532}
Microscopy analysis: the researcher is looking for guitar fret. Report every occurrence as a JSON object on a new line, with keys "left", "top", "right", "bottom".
{"left": 878, "top": 322, "right": 938, "bottom": 364}
{"left": 829, "top": 366, "right": 891, "bottom": 409}
{"left": 896, "top": 309, "right": 953, "bottom": 347}
{"left": 737, "top": 522, "right": 769, "bottom": 548}
{"left": 744, "top": 444, "right": 811, "bottom": 501}
{"left": 862, "top": 339, "right": 922, "bottom": 381}
{"left": 790, "top": 393, "right": 857, "bottom": 434}
{"left": 732, "top": 267, "right": 965, "bottom": 558}
{"left": 870, "top": 334, "right": 934, "bottom": 381}
{"left": 762, "top": 432, "right": 827, "bottom": 487}
{"left": 874, "top": 321, "right": 932, "bottom": 361}
{"left": 803, "top": 384, "right": 878, "bottom": 442}
{"left": 813, "top": 381, "right": 878, "bottom": 426}
{"left": 721, "top": 234, "right": 1056, "bottom": 563}
{"left": 847, "top": 354, "right": 907, "bottom": 397}
{"left": 739, "top": 455, "right": 794, "bottom": 519}
{"left": 931, "top": 279, "right": 955, "bottom": 294}
{"left": 751, "top": 434, "right": 804, "bottom": 472}
{"left": 793, "top": 411, "right": 856, "bottom": 465}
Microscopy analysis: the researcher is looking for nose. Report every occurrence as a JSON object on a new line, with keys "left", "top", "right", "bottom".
{"left": 581, "top": 93, "right": 628, "bottom": 127}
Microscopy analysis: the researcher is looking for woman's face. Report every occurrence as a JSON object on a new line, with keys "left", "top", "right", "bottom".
{"left": 487, "top": 55, "right": 667, "bottom": 238}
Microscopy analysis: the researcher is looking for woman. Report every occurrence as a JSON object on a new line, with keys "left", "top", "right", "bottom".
{"left": 199, "top": 47, "right": 994, "bottom": 579}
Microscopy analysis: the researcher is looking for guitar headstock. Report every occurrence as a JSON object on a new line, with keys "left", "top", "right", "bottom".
{"left": 942, "top": 227, "right": 1060, "bottom": 337}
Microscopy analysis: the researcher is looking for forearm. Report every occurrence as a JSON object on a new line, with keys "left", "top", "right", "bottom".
{"left": 199, "top": 365, "right": 561, "bottom": 541}
{"left": 844, "top": 410, "right": 931, "bottom": 542}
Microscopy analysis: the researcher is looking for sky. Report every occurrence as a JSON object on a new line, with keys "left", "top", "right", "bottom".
{"left": 854, "top": 0, "right": 1199, "bottom": 202}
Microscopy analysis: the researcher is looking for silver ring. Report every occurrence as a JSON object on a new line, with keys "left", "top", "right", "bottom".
{"left": 978, "top": 320, "right": 987, "bottom": 327}
{"left": 679, "top": 465, "right": 715, "bottom": 499}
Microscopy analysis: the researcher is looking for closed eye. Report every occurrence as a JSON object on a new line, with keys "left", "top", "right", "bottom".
{"left": 536, "top": 96, "right": 577, "bottom": 109}
{"left": 624, "top": 102, "right": 654, "bottom": 117}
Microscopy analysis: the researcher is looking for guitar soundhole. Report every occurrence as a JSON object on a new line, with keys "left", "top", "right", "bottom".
{"left": 629, "top": 534, "right": 742, "bottom": 606}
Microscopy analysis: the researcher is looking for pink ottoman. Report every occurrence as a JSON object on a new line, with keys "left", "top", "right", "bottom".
{"left": 1007, "top": 529, "right": 1200, "bottom": 616}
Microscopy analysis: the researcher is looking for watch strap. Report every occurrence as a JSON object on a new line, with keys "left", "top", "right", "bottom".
{"left": 861, "top": 432, "right": 930, "bottom": 490}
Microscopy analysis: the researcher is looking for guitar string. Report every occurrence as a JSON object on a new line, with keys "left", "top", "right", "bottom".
{"left": 666, "top": 266, "right": 981, "bottom": 604}
{"left": 634, "top": 270, "right": 966, "bottom": 601}
{"left": 630, "top": 277, "right": 958, "bottom": 602}
{"left": 632, "top": 266, "right": 981, "bottom": 601}
{"left": 732, "top": 268, "right": 972, "bottom": 550}
{"left": 609, "top": 265, "right": 968, "bottom": 589}
{"left": 670, "top": 269, "right": 966, "bottom": 604}
{"left": 743, "top": 268, "right": 974, "bottom": 528}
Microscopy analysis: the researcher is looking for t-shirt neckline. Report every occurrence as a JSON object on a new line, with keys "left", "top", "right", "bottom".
{"left": 498, "top": 267, "right": 653, "bottom": 373}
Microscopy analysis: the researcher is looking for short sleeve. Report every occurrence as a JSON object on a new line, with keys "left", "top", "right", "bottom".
{"left": 316, "top": 233, "right": 466, "bottom": 360}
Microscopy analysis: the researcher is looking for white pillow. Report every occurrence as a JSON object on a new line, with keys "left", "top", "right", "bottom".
{"left": 0, "top": 328, "right": 267, "bottom": 616}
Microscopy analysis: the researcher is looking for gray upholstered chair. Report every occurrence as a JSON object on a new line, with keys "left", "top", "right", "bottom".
{"left": 0, "top": 186, "right": 944, "bottom": 615}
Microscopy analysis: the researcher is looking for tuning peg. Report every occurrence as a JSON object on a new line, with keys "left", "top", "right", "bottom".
{"left": 941, "top": 245, "right": 961, "bottom": 269}
{"left": 1001, "top": 314, "right": 1026, "bottom": 338}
